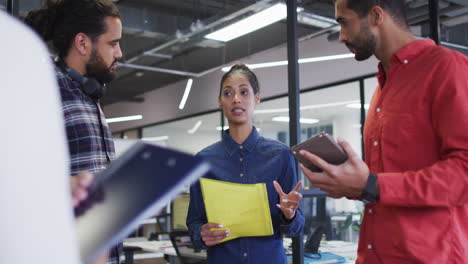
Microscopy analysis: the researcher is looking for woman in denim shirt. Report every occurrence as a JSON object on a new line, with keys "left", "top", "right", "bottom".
{"left": 187, "top": 64, "right": 304, "bottom": 264}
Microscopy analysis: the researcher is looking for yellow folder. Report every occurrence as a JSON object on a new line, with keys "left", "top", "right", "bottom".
{"left": 200, "top": 178, "right": 273, "bottom": 243}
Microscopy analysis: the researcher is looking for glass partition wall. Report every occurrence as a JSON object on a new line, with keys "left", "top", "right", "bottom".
{"left": 141, "top": 77, "right": 376, "bottom": 156}
{"left": 142, "top": 111, "right": 221, "bottom": 154}
{"left": 136, "top": 75, "right": 377, "bottom": 243}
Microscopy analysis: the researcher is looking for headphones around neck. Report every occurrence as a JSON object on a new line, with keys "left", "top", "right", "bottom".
{"left": 59, "top": 60, "right": 106, "bottom": 99}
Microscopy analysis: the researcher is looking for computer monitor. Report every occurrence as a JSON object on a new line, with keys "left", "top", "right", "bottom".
{"left": 171, "top": 193, "right": 191, "bottom": 231}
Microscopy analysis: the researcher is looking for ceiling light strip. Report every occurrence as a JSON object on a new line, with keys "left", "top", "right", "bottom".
{"left": 106, "top": 115, "right": 143, "bottom": 123}
{"left": 346, "top": 103, "right": 370, "bottom": 109}
{"left": 298, "top": 53, "right": 354, "bottom": 63}
{"left": 143, "top": 51, "right": 173, "bottom": 59}
{"left": 188, "top": 120, "right": 203, "bottom": 134}
{"left": 179, "top": 79, "right": 193, "bottom": 110}
{"left": 222, "top": 53, "right": 354, "bottom": 72}
{"left": 119, "top": 63, "right": 199, "bottom": 77}
{"left": 141, "top": 136, "right": 169, "bottom": 141}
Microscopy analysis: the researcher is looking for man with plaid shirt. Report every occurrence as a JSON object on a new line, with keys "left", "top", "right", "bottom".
{"left": 25, "top": 0, "right": 123, "bottom": 263}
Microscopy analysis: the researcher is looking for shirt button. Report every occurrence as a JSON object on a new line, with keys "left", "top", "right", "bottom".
{"left": 403, "top": 59, "right": 408, "bottom": 64}
{"left": 368, "top": 244, "right": 372, "bottom": 249}
{"left": 240, "top": 173, "right": 244, "bottom": 177}
{"left": 243, "top": 252, "right": 248, "bottom": 257}
{"left": 376, "top": 108, "right": 381, "bottom": 113}
{"left": 240, "top": 158, "right": 243, "bottom": 162}
{"left": 368, "top": 209, "right": 373, "bottom": 214}
{"left": 373, "top": 141, "right": 378, "bottom": 146}
{"left": 239, "top": 146, "right": 243, "bottom": 149}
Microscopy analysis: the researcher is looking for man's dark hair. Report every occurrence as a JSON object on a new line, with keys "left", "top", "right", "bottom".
{"left": 338, "top": 0, "right": 409, "bottom": 28}
{"left": 24, "top": 0, "right": 120, "bottom": 58}
{"left": 219, "top": 64, "right": 260, "bottom": 97}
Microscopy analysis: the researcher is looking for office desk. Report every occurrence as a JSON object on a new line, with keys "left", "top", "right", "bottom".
{"left": 319, "top": 240, "right": 357, "bottom": 262}
{"left": 164, "top": 246, "right": 207, "bottom": 260}
{"left": 284, "top": 238, "right": 357, "bottom": 264}
{"left": 124, "top": 237, "right": 207, "bottom": 263}
{"left": 125, "top": 238, "right": 354, "bottom": 263}
{"left": 123, "top": 238, "right": 172, "bottom": 260}
{"left": 124, "top": 239, "right": 173, "bottom": 253}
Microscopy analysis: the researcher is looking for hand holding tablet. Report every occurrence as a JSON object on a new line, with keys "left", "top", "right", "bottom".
{"left": 290, "top": 133, "right": 348, "bottom": 172}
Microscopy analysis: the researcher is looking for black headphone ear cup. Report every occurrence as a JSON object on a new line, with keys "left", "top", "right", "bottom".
{"left": 65, "top": 67, "right": 105, "bottom": 99}
{"left": 66, "top": 67, "right": 85, "bottom": 85}
{"left": 82, "top": 77, "right": 106, "bottom": 99}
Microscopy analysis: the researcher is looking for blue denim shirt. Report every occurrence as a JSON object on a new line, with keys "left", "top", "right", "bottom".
{"left": 187, "top": 128, "right": 304, "bottom": 264}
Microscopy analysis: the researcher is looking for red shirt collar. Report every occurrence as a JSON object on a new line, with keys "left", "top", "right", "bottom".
{"left": 376, "top": 39, "right": 436, "bottom": 87}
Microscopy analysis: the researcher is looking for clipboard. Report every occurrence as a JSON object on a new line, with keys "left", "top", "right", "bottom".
{"left": 290, "top": 133, "right": 347, "bottom": 172}
{"left": 200, "top": 178, "right": 273, "bottom": 243}
{"left": 75, "top": 141, "right": 210, "bottom": 264}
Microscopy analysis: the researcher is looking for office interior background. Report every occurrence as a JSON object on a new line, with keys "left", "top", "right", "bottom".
{"left": 4, "top": 0, "right": 468, "bottom": 256}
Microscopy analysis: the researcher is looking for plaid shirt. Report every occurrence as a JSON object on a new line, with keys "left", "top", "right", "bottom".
{"left": 55, "top": 65, "right": 115, "bottom": 175}
{"left": 55, "top": 64, "right": 120, "bottom": 264}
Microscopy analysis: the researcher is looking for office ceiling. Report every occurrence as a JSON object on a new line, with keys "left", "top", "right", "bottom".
{"left": 7, "top": 0, "right": 468, "bottom": 105}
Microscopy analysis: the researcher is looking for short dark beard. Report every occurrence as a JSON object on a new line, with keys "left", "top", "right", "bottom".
{"left": 85, "top": 48, "right": 117, "bottom": 84}
{"left": 347, "top": 20, "right": 376, "bottom": 61}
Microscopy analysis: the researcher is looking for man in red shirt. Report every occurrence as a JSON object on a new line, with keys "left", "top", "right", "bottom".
{"left": 299, "top": 0, "right": 468, "bottom": 263}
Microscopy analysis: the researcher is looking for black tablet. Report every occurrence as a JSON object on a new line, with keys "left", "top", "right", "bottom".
{"left": 290, "top": 132, "right": 348, "bottom": 172}
{"left": 75, "top": 141, "right": 210, "bottom": 264}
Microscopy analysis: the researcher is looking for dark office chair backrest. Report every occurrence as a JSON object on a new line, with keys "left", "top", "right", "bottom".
{"left": 304, "top": 224, "right": 325, "bottom": 254}
{"left": 169, "top": 230, "right": 206, "bottom": 264}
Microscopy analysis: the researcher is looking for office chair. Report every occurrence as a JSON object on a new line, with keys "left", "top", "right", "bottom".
{"left": 304, "top": 224, "right": 325, "bottom": 259}
{"left": 122, "top": 245, "right": 142, "bottom": 264}
{"left": 169, "top": 230, "right": 206, "bottom": 264}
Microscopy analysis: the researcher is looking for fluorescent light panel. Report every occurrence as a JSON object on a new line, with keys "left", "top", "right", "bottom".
{"left": 188, "top": 120, "right": 203, "bottom": 134}
{"left": 205, "top": 3, "right": 287, "bottom": 42}
{"left": 298, "top": 13, "right": 338, "bottom": 28}
{"left": 221, "top": 53, "right": 354, "bottom": 72}
{"left": 141, "top": 136, "right": 169, "bottom": 141}
{"left": 205, "top": 4, "right": 335, "bottom": 42}
{"left": 272, "top": 116, "right": 319, "bottom": 124}
{"left": 179, "top": 78, "right": 193, "bottom": 110}
{"left": 106, "top": 115, "right": 143, "bottom": 123}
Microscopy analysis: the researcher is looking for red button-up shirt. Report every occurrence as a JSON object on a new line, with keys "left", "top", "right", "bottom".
{"left": 359, "top": 39, "right": 468, "bottom": 264}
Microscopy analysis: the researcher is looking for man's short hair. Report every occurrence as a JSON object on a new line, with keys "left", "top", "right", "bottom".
{"left": 25, "top": 0, "right": 120, "bottom": 58}
{"left": 337, "top": 0, "right": 409, "bottom": 28}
